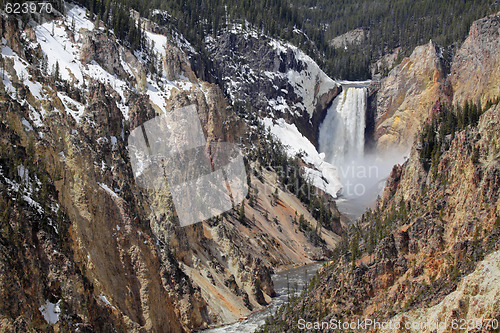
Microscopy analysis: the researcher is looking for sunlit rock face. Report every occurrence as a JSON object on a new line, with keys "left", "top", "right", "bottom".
{"left": 373, "top": 41, "right": 448, "bottom": 154}
{"left": 450, "top": 11, "right": 500, "bottom": 108}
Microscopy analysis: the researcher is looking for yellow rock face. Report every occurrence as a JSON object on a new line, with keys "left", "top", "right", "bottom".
{"left": 450, "top": 12, "right": 500, "bottom": 108}
{"left": 374, "top": 41, "right": 448, "bottom": 154}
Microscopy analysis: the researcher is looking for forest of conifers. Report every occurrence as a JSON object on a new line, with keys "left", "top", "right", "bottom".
{"left": 50, "top": 0, "right": 500, "bottom": 79}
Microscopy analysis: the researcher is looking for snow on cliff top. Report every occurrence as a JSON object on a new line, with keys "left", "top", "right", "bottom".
{"left": 262, "top": 118, "right": 342, "bottom": 198}
{"left": 5, "top": 3, "right": 195, "bottom": 123}
{"left": 268, "top": 38, "right": 337, "bottom": 103}
{"left": 207, "top": 24, "right": 339, "bottom": 120}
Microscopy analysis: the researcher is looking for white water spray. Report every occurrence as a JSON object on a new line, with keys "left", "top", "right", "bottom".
{"left": 319, "top": 83, "right": 407, "bottom": 220}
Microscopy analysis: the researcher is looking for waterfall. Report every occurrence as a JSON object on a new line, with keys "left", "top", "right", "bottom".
{"left": 318, "top": 83, "right": 406, "bottom": 220}
{"left": 318, "top": 85, "right": 372, "bottom": 219}
{"left": 318, "top": 86, "right": 367, "bottom": 167}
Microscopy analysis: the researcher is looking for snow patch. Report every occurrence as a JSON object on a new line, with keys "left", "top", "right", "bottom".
{"left": 99, "top": 295, "right": 112, "bottom": 306}
{"left": 99, "top": 183, "right": 119, "bottom": 198}
{"left": 57, "top": 92, "right": 85, "bottom": 122}
{"left": 267, "top": 39, "right": 338, "bottom": 116}
{"left": 145, "top": 31, "right": 168, "bottom": 56}
{"left": 39, "top": 300, "right": 61, "bottom": 324}
{"left": 262, "top": 118, "right": 342, "bottom": 198}
{"left": 22, "top": 118, "right": 33, "bottom": 132}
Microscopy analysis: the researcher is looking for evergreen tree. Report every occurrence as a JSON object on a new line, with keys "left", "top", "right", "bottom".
{"left": 53, "top": 61, "right": 60, "bottom": 81}
{"left": 238, "top": 202, "right": 245, "bottom": 223}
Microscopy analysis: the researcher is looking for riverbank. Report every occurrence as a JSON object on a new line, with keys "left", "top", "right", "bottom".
{"left": 201, "top": 261, "right": 324, "bottom": 332}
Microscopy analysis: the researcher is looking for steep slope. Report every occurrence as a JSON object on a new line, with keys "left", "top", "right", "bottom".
{"left": 1, "top": 7, "right": 207, "bottom": 331}
{"left": 370, "top": 40, "right": 448, "bottom": 154}
{"left": 205, "top": 26, "right": 349, "bottom": 201}
{"left": 258, "top": 12, "right": 500, "bottom": 331}
{"left": 450, "top": 11, "right": 500, "bottom": 108}
{"left": 387, "top": 251, "right": 500, "bottom": 332}
{"left": 205, "top": 25, "right": 341, "bottom": 147}
{"left": 0, "top": 4, "right": 342, "bottom": 331}
{"left": 371, "top": 12, "right": 500, "bottom": 156}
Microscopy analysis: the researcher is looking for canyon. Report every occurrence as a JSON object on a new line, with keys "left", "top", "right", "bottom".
{"left": 0, "top": 2, "right": 499, "bottom": 332}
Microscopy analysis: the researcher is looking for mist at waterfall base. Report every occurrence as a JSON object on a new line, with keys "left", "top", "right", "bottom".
{"left": 328, "top": 152, "right": 405, "bottom": 220}
{"left": 319, "top": 85, "right": 405, "bottom": 220}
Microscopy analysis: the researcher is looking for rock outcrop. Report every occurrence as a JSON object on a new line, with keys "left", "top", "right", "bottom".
{"left": 372, "top": 40, "right": 448, "bottom": 153}
{"left": 450, "top": 11, "right": 500, "bottom": 108}
{"left": 329, "top": 28, "right": 369, "bottom": 49}
{"left": 0, "top": 94, "right": 187, "bottom": 332}
{"left": 372, "top": 12, "right": 500, "bottom": 155}
{"left": 388, "top": 251, "right": 500, "bottom": 332}
{"left": 80, "top": 29, "right": 128, "bottom": 79}
{"left": 205, "top": 26, "right": 341, "bottom": 146}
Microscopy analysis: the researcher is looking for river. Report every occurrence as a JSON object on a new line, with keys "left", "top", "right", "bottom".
{"left": 202, "top": 261, "right": 324, "bottom": 333}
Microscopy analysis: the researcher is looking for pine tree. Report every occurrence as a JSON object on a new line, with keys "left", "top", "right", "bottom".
{"left": 238, "top": 202, "right": 245, "bottom": 223}
{"left": 272, "top": 187, "right": 279, "bottom": 206}
{"left": 53, "top": 61, "right": 60, "bottom": 81}
{"left": 41, "top": 55, "right": 48, "bottom": 73}
{"left": 299, "top": 214, "right": 306, "bottom": 230}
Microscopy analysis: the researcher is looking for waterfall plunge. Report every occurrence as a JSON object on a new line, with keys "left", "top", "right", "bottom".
{"left": 318, "top": 85, "right": 376, "bottom": 219}
{"left": 319, "top": 84, "right": 406, "bottom": 220}
{"left": 318, "top": 87, "right": 367, "bottom": 167}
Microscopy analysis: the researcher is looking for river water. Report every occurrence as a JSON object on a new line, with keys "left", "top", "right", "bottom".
{"left": 202, "top": 261, "right": 324, "bottom": 333}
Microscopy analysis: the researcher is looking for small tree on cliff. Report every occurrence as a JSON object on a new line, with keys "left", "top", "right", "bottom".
{"left": 238, "top": 202, "right": 246, "bottom": 224}
{"left": 53, "top": 61, "right": 60, "bottom": 82}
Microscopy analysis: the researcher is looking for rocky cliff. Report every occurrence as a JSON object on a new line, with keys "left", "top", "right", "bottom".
{"left": 259, "top": 90, "right": 500, "bottom": 333}
{"left": 370, "top": 40, "right": 449, "bottom": 154}
{"left": 329, "top": 28, "right": 369, "bottom": 49}
{"left": 205, "top": 25, "right": 341, "bottom": 147}
{"left": 258, "top": 13, "right": 500, "bottom": 333}
{"left": 371, "top": 11, "right": 500, "bottom": 156}
{"left": 450, "top": 11, "right": 500, "bottom": 108}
